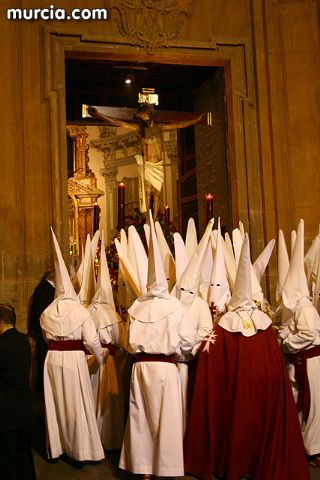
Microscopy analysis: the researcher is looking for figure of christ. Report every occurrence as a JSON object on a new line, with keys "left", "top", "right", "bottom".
{"left": 87, "top": 103, "right": 206, "bottom": 220}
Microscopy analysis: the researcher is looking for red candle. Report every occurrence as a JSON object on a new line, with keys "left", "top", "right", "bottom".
{"left": 93, "top": 202, "right": 100, "bottom": 233}
{"left": 205, "top": 193, "right": 214, "bottom": 223}
{"left": 164, "top": 205, "right": 170, "bottom": 227}
{"left": 117, "top": 182, "right": 125, "bottom": 229}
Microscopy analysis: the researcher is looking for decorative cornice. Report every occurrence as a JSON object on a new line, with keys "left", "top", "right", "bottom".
{"left": 109, "top": 0, "right": 194, "bottom": 54}
{"left": 91, "top": 130, "right": 139, "bottom": 151}
{"left": 68, "top": 178, "right": 104, "bottom": 197}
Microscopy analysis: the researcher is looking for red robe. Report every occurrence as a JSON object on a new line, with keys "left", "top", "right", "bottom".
{"left": 184, "top": 325, "right": 310, "bottom": 480}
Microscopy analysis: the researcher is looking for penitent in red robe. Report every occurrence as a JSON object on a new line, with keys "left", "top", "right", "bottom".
{"left": 184, "top": 324, "right": 310, "bottom": 480}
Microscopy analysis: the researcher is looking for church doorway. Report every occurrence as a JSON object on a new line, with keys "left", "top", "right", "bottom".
{"left": 65, "top": 56, "right": 232, "bottom": 252}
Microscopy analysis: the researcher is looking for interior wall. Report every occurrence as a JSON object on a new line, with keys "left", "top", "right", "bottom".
{"left": 1, "top": 0, "right": 320, "bottom": 325}
{"left": 194, "top": 69, "right": 231, "bottom": 235}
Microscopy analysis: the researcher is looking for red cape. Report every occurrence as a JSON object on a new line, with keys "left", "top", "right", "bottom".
{"left": 184, "top": 325, "right": 310, "bottom": 480}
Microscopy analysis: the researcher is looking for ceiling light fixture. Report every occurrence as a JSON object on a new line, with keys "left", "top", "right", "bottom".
{"left": 125, "top": 73, "right": 135, "bottom": 85}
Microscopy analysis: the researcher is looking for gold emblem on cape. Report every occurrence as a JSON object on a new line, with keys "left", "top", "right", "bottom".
{"left": 243, "top": 317, "right": 253, "bottom": 329}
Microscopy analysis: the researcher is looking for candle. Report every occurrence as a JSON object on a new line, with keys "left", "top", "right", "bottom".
{"left": 205, "top": 193, "right": 214, "bottom": 223}
{"left": 93, "top": 202, "right": 100, "bottom": 233}
{"left": 149, "top": 191, "right": 154, "bottom": 217}
{"left": 117, "top": 182, "right": 125, "bottom": 229}
{"left": 164, "top": 205, "right": 170, "bottom": 227}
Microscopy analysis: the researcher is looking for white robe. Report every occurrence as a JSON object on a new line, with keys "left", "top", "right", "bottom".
{"left": 43, "top": 317, "right": 105, "bottom": 461}
{"left": 176, "top": 296, "right": 213, "bottom": 432}
{"left": 88, "top": 320, "right": 129, "bottom": 450}
{"left": 119, "top": 303, "right": 195, "bottom": 476}
{"left": 281, "top": 301, "right": 320, "bottom": 455}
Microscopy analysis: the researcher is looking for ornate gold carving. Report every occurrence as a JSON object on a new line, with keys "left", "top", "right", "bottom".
{"left": 109, "top": 0, "right": 194, "bottom": 54}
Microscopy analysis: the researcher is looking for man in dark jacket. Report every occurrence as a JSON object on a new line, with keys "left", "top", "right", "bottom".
{"left": 28, "top": 267, "right": 55, "bottom": 396}
{"left": 0, "top": 303, "right": 37, "bottom": 479}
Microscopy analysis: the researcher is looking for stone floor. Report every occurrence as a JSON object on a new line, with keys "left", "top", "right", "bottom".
{"left": 32, "top": 449, "right": 320, "bottom": 480}
{"left": 32, "top": 409, "right": 320, "bottom": 480}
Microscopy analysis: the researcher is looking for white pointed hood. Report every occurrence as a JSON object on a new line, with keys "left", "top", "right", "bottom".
{"left": 282, "top": 219, "right": 310, "bottom": 312}
{"left": 88, "top": 231, "right": 120, "bottom": 329}
{"left": 313, "top": 250, "right": 320, "bottom": 314}
{"left": 211, "top": 229, "right": 217, "bottom": 250}
{"left": 185, "top": 217, "right": 198, "bottom": 259}
{"left": 76, "top": 248, "right": 85, "bottom": 288}
{"left": 305, "top": 234, "right": 320, "bottom": 289}
{"left": 219, "top": 234, "right": 271, "bottom": 336}
{"left": 41, "top": 228, "right": 92, "bottom": 336}
{"left": 146, "top": 211, "right": 168, "bottom": 295}
{"left": 224, "top": 232, "right": 234, "bottom": 262}
{"left": 232, "top": 228, "right": 243, "bottom": 268}
{"left": 143, "top": 223, "right": 150, "bottom": 248}
{"left": 91, "top": 230, "right": 100, "bottom": 287}
{"left": 120, "top": 228, "right": 128, "bottom": 254}
{"left": 78, "top": 234, "right": 96, "bottom": 307}
{"left": 128, "top": 225, "right": 148, "bottom": 295}
{"left": 253, "top": 239, "right": 275, "bottom": 283}
{"left": 228, "top": 234, "right": 253, "bottom": 311}
{"left": 51, "top": 227, "right": 76, "bottom": 300}
{"left": 291, "top": 230, "right": 296, "bottom": 258}
{"left": 174, "top": 232, "right": 190, "bottom": 282}
{"left": 114, "top": 238, "right": 141, "bottom": 299}
{"left": 276, "top": 229, "right": 290, "bottom": 303}
{"left": 176, "top": 219, "right": 214, "bottom": 307}
{"left": 155, "top": 221, "right": 176, "bottom": 292}
{"left": 222, "top": 233, "right": 237, "bottom": 291}
{"left": 127, "top": 226, "right": 139, "bottom": 281}
{"left": 199, "top": 240, "right": 213, "bottom": 299}
{"left": 232, "top": 227, "right": 263, "bottom": 303}
{"left": 207, "top": 218, "right": 231, "bottom": 313}
{"left": 239, "top": 220, "right": 245, "bottom": 239}
{"left": 128, "top": 210, "right": 183, "bottom": 323}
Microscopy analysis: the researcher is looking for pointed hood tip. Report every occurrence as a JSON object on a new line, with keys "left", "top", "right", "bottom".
{"left": 50, "top": 228, "right": 77, "bottom": 300}
{"left": 229, "top": 234, "right": 253, "bottom": 310}
{"left": 208, "top": 218, "right": 231, "bottom": 312}
{"left": 282, "top": 219, "right": 310, "bottom": 311}
{"left": 147, "top": 210, "right": 168, "bottom": 293}
{"left": 177, "top": 218, "right": 214, "bottom": 293}
{"left": 78, "top": 234, "right": 96, "bottom": 307}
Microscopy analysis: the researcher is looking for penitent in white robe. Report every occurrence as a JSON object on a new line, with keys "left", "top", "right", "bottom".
{"left": 176, "top": 296, "right": 213, "bottom": 432}
{"left": 43, "top": 317, "right": 105, "bottom": 461}
{"left": 119, "top": 299, "right": 195, "bottom": 477}
{"left": 88, "top": 319, "right": 129, "bottom": 450}
{"left": 281, "top": 301, "right": 320, "bottom": 455}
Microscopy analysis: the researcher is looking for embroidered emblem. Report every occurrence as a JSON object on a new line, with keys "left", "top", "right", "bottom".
{"left": 203, "top": 330, "right": 217, "bottom": 353}
{"left": 242, "top": 317, "right": 253, "bottom": 329}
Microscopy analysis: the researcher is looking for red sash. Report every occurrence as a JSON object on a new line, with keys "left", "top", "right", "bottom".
{"left": 48, "top": 340, "right": 87, "bottom": 352}
{"left": 286, "top": 345, "right": 320, "bottom": 422}
{"left": 134, "top": 353, "right": 176, "bottom": 364}
{"left": 101, "top": 343, "right": 117, "bottom": 356}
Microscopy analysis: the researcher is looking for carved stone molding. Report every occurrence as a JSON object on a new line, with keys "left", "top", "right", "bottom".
{"left": 109, "top": 0, "right": 195, "bottom": 54}
{"left": 66, "top": 125, "right": 88, "bottom": 179}
{"left": 68, "top": 178, "right": 104, "bottom": 206}
{"left": 99, "top": 126, "right": 117, "bottom": 138}
{"left": 101, "top": 165, "right": 119, "bottom": 192}
{"left": 91, "top": 131, "right": 140, "bottom": 153}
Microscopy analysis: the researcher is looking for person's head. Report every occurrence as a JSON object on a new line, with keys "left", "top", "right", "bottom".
{"left": 0, "top": 303, "right": 16, "bottom": 333}
{"left": 42, "top": 266, "right": 55, "bottom": 283}
{"left": 135, "top": 103, "right": 154, "bottom": 123}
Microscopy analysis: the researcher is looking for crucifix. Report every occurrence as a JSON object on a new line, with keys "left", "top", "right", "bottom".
{"left": 83, "top": 89, "right": 211, "bottom": 220}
